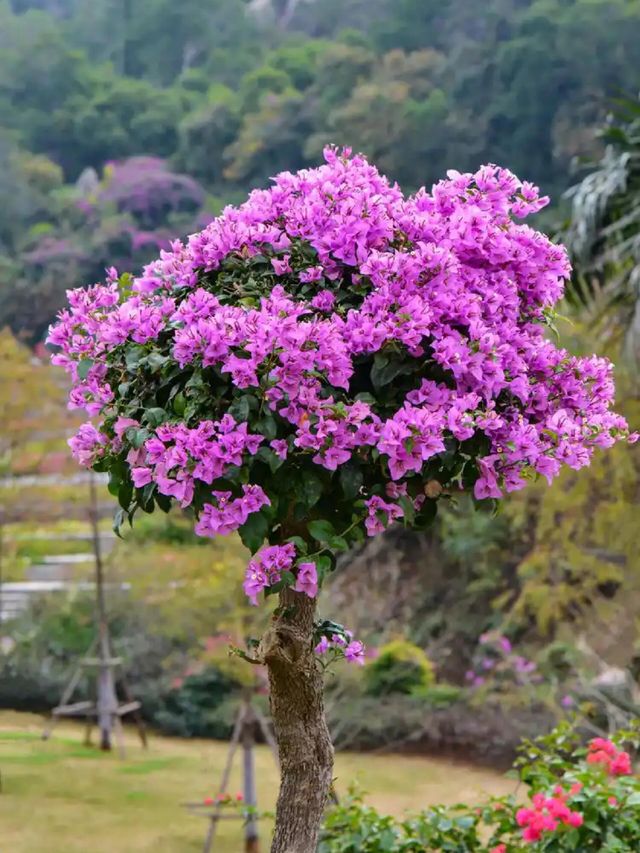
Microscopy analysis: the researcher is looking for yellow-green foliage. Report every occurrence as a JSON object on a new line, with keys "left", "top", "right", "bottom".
{"left": 109, "top": 511, "right": 267, "bottom": 684}
{"left": 364, "top": 639, "right": 435, "bottom": 696}
{"left": 505, "top": 387, "right": 640, "bottom": 649}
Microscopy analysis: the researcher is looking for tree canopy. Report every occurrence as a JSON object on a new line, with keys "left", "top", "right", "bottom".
{"left": 4, "top": 0, "right": 640, "bottom": 337}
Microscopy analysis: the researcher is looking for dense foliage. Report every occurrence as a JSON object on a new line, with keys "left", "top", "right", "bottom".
{"left": 48, "top": 151, "right": 633, "bottom": 614}
{"left": 364, "top": 639, "right": 435, "bottom": 696}
{"left": 319, "top": 723, "right": 640, "bottom": 851}
{"left": 564, "top": 94, "right": 640, "bottom": 362}
{"left": 4, "top": 0, "right": 640, "bottom": 337}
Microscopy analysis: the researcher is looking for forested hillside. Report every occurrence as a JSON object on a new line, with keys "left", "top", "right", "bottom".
{"left": 2, "top": 0, "right": 640, "bottom": 338}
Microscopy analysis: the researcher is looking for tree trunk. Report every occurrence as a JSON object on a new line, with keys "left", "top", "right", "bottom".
{"left": 262, "top": 588, "right": 333, "bottom": 853}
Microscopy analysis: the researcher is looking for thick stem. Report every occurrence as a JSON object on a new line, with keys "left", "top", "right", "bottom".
{"left": 262, "top": 589, "right": 333, "bottom": 853}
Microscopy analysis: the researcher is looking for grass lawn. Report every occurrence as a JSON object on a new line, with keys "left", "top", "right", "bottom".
{"left": 0, "top": 711, "right": 515, "bottom": 852}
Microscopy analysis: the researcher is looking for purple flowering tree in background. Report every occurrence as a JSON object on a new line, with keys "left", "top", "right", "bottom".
{"left": 48, "top": 149, "right": 635, "bottom": 852}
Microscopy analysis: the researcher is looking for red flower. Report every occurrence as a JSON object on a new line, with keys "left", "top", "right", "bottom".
{"left": 587, "top": 749, "right": 611, "bottom": 768}
{"left": 588, "top": 738, "right": 616, "bottom": 757}
{"left": 586, "top": 739, "right": 633, "bottom": 776}
{"left": 610, "top": 751, "right": 632, "bottom": 776}
{"left": 517, "top": 788, "right": 584, "bottom": 844}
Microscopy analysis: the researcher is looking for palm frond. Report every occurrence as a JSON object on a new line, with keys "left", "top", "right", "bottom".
{"left": 563, "top": 95, "right": 640, "bottom": 361}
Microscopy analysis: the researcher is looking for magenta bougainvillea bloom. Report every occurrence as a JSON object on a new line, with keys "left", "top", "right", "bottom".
{"left": 49, "top": 147, "right": 635, "bottom": 614}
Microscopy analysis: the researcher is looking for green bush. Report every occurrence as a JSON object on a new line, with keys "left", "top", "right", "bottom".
{"left": 412, "top": 682, "right": 463, "bottom": 707}
{"left": 364, "top": 640, "right": 435, "bottom": 697}
{"left": 319, "top": 722, "right": 640, "bottom": 852}
{"left": 0, "top": 592, "right": 243, "bottom": 738}
{"left": 145, "top": 669, "right": 239, "bottom": 739}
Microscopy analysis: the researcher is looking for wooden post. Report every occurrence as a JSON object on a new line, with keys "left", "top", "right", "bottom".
{"left": 195, "top": 693, "right": 281, "bottom": 853}
{"left": 242, "top": 706, "right": 259, "bottom": 853}
{"left": 89, "top": 474, "right": 114, "bottom": 751}
{"left": 0, "top": 508, "right": 4, "bottom": 627}
{"left": 36, "top": 473, "right": 146, "bottom": 752}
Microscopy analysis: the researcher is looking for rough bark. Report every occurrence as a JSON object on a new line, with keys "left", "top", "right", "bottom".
{"left": 261, "top": 588, "right": 333, "bottom": 853}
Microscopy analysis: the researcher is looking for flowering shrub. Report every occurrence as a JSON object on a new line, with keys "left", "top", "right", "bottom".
{"left": 319, "top": 723, "right": 640, "bottom": 851}
{"left": 48, "top": 148, "right": 635, "bottom": 618}
{"left": 466, "top": 631, "right": 540, "bottom": 693}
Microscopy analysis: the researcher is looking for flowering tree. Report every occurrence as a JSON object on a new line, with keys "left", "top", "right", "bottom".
{"left": 48, "top": 149, "right": 635, "bottom": 852}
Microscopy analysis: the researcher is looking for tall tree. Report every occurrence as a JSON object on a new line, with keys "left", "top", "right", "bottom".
{"left": 49, "top": 152, "right": 632, "bottom": 850}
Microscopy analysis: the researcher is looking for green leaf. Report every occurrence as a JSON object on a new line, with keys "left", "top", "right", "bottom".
{"left": 339, "top": 464, "right": 363, "bottom": 500}
{"left": 238, "top": 511, "right": 269, "bottom": 554}
{"left": 308, "top": 519, "right": 336, "bottom": 544}
{"left": 146, "top": 352, "right": 169, "bottom": 372}
{"left": 112, "top": 508, "right": 126, "bottom": 539}
{"left": 155, "top": 492, "right": 172, "bottom": 513}
{"left": 300, "top": 472, "right": 324, "bottom": 509}
{"left": 414, "top": 498, "right": 438, "bottom": 529}
{"left": 172, "top": 392, "right": 186, "bottom": 416}
{"left": 144, "top": 407, "right": 168, "bottom": 427}
{"left": 256, "top": 414, "right": 278, "bottom": 441}
{"left": 130, "top": 428, "right": 151, "bottom": 449}
{"left": 118, "top": 480, "right": 133, "bottom": 512}
{"left": 461, "top": 460, "right": 479, "bottom": 490}
{"left": 626, "top": 792, "right": 640, "bottom": 806}
{"left": 316, "top": 555, "right": 333, "bottom": 581}
{"left": 370, "top": 351, "right": 413, "bottom": 390}
{"left": 286, "top": 536, "right": 308, "bottom": 554}
{"left": 327, "top": 535, "right": 349, "bottom": 552}
{"left": 255, "top": 447, "right": 284, "bottom": 473}
{"left": 354, "top": 392, "right": 377, "bottom": 405}
{"left": 228, "top": 395, "right": 251, "bottom": 422}
{"left": 125, "top": 347, "right": 143, "bottom": 371}
{"left": 140, "top": 482, "right": 156, "bottom": 512}
{"left": 398, "top": 495, "right": 415, "bottom": 525}
{"left": 77, "top": 358, "right": 93, "bottom": 380}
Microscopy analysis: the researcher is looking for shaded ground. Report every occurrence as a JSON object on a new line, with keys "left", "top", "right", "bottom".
{"left": 0, "top": 711, "right": 515, "bottom": 852}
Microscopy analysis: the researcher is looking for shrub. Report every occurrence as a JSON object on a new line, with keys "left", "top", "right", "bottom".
{"left": 319, "top": 722, "right": 640, "bottom": 851}
{"left": 0, "top": 592, "right": 243, "bottom": 738}
{"left": 364, "top": 640, "right": 435, "bottom": 697}
{"left": 412, "top": 682, "right": 463, "bottom": 707}
{"left": 145, "top": 670, "right": 241, "bottom": 739}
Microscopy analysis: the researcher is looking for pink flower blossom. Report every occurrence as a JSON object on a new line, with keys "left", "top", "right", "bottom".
{"left": 294, "top": 562, "right": 318, "bottom": 598}
{"left": 271, "top": 255, "right": 292, "bottom": 275}
{"left": 344, "top": 640, "right": 365, "bottom": 664}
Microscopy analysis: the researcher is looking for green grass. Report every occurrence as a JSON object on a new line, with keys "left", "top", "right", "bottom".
{"left": 0, "top": 711, "right": 515, "bottom": 852}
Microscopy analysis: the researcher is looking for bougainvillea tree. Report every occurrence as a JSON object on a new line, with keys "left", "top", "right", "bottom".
{"left": 48, "top": 148, "right": 635, "bottom": 852}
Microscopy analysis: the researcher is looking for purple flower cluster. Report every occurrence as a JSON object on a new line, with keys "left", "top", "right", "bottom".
{"left": 315, "top": 633, "right": 365, "bottom": 665}
{"left": 49, "top": 147, "right": 636, "bottom": 608}
{"left": 242, "top": 544, "right": 297, "bottom": 605}
{"left": 125, "top": 415, "right": 264, "bottom": 515}
{"left": 466, "top": 631, "right": 540, "bottom": 691}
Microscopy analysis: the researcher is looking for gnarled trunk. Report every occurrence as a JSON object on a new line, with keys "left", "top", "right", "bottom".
{"left": 262, "top": 588, "right": 333, "bottom": 853}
